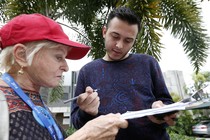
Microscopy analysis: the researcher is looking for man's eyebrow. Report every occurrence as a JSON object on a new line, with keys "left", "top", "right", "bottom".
{"left": 110, "top": 32, "right": 135, "bottom": 41}
{"left": 125, "top": 37, "right": 135, "bottom": 41}
{"left": 111, "top": 32, "right": 119, "bottom": 35}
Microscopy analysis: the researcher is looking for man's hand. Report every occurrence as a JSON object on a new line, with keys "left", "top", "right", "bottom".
{"left": 148, "top": 100, "right": 177, "bottom": 126}
{"left": 77, "top": 86, "right": 100, "bottom": 116}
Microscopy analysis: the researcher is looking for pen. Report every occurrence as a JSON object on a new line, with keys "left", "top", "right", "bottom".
{"left": 63, "top": 89, "right": 98, "bottom": 104}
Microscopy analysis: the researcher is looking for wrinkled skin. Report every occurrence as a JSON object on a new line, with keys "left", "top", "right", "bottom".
{"left": 66, "top": 113, "right": 128, "bottom": 140}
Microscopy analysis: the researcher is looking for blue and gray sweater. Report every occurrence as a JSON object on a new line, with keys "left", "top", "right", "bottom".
{"left": 71, "top": 54, "right": 174, "bottom": 140}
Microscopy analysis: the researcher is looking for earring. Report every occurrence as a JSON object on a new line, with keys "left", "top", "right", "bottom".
{"left": 18, "top": 66, "right": 24, "bottom": 75}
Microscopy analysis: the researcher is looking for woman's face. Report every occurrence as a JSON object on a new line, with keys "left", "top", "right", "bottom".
{"left": 26, "top": 45, "right": 69, "bottom": 88}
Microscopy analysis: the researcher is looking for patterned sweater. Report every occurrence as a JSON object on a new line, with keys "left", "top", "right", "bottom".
{"left": 0, "top": 86, "right": 66, "bottom": 140}
{"left": 71, "top": 54, "right": 174, "bottom": 140}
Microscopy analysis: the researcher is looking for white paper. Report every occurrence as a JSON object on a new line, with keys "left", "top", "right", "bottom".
{"left": 120, "top": 102, "right": 191, "bottom": 120}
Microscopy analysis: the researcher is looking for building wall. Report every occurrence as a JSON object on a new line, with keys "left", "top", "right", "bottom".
{"left": 163, "top": 70, "right": 187, "bottom": 99}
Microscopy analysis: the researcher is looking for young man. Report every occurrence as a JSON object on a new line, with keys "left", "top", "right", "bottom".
{"left": 71, "top": 7, "right": 176, "bottom": 140}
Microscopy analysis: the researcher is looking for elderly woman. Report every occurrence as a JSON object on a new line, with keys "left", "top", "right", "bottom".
{"left": 0, "top": 14, "right": 127, "bottom": 140}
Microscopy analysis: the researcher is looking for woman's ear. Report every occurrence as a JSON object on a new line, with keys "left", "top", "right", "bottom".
{"left": 0, "top": 37, "right": 2, "bottom": 48}
{"left": 13, "top": 44, "right": 28, "bottom": 67}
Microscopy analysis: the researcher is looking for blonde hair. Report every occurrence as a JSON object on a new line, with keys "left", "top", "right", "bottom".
{"left": 0, "top": 40, "right": 65, "bottom": 72}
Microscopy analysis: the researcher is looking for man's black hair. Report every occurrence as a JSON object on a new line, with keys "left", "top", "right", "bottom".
{"left": 106, "top": 7, "right": 141, "bottom": 32}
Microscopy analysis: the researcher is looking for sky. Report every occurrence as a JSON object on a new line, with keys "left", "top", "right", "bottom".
{"left": 159, "top": 1, "right": 210, "bottom": 84}
{"left": 64, "top": 1, "right": 210, "bottom": 85}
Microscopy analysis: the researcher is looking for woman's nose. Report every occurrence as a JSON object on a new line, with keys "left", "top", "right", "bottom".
{"left": 61, "top": 60, "right": 69, "bottom": 72}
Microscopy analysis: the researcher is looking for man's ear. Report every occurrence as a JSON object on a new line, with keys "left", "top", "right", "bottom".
{"left": 13, "top": 44, "right": 28, "bottom": 67}
{"left": 102, "top": 26, "right": 107, "bottom": 39}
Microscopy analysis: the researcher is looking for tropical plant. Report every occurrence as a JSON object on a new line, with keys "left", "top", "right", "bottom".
{"left": 169, "top": 72, "right": 210, "bottom": 138}
{"left": 186, "top": 71, "right": 210, "bottom": 94}
{"left": 202, "top": 71, "right": 210, "bottom": 81}
{"left": 49, "top": 76, "right": 64, "bottom": 103}
{"left": 65, "top": 126, "right": 77, "bottom": 136}
{"left": 167, "top": 92, "right": 198, "bottom": 138}
{"left": 189, "top": 71, "right": 210, "bottom": 120}
{"left": 0, "top": 0, "right": 209, "bottom": 73}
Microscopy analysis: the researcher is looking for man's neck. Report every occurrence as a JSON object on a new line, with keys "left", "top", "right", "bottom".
{"left": 103, "top": 53, "right": 129, "bottom": 61}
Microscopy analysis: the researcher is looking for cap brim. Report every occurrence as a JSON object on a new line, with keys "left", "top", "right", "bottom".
{"left": 50, "top": 38, "right": 90, "bottom": 60}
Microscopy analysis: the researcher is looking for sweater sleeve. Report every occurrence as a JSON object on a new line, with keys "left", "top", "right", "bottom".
{"left": 70, "top": 67, "right": 97, "bottom": 129}
{"left": 150, "top": 57, "right": 174, "bottom": 105}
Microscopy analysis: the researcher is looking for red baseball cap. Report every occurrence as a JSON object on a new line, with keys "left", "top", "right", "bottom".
{"left": 0, "top": 13, "right": 90, "bottom": 60}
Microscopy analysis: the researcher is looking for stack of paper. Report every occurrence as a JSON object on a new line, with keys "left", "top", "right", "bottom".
{"left": 121, "top": 85, "right": 210, "bottom": 120}
{"left": 121, "top": 102, "right": 191, "bottom": 120}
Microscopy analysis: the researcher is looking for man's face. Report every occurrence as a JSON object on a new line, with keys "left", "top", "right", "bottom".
{"left": 102, "top": 17, "right": 138, "bottom": 61}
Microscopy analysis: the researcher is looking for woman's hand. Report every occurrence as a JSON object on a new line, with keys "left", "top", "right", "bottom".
{"left": 66, "top": 113, "right": 128, "bottom": 140}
